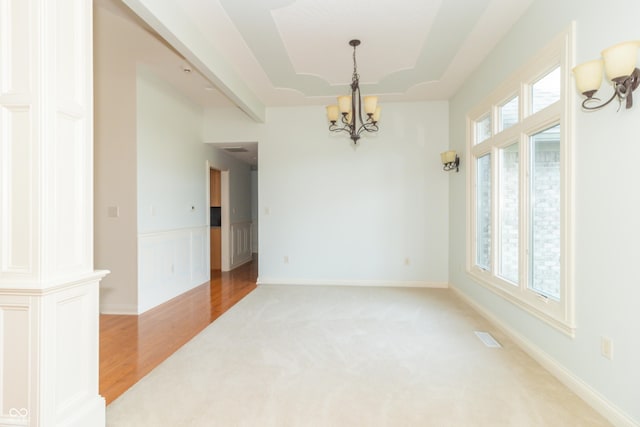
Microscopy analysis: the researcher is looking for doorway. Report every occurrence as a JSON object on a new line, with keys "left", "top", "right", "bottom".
{"left": 210, "top": 168, "right": 222, "bottom": 271}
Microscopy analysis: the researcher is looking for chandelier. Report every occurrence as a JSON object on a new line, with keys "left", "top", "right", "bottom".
{"left": 326, "top": 39, "right": 381, "bottom": 144}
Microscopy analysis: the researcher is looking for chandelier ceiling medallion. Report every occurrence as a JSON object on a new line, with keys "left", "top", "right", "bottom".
{"left": 326, "top": 40, "right": 381, "bottom": 145}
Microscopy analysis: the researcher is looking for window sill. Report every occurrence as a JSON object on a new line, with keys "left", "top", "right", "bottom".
{"left": 467, "top": 269, "right": 576, "bottom": 338}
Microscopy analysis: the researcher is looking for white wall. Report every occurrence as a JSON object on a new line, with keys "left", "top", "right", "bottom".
{"left": 135, "top": 67, "right": 253, "bottom": 312}
{"left": 135, "top": 66, "right": 209, "bottom": 312}
{"left": 254, "top": 103, "right": 450, "bottom": 285}
{"left": 448, "top": 0, "right": 640, "bottom": 424}
{"left": 203, "top": 107, "right": 264, "bottom": 144}
{"left": 136, "top": 76, "right": 253, "bottom": 232}
{"left": 136, "top": 66, "right": 208, "bottom": 233}
{"left": 94, "top": 7, "right": 140, "bottom": 313}
{"left": 95, "top": 7, "right": 254, "bottom": 314}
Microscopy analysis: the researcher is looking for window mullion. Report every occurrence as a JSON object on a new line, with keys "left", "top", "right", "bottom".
{"left": 519, "top": 131, "right": 530, "bottom": 294}
{"left": 491, "top": 146, "right": 499, "bottom": 277}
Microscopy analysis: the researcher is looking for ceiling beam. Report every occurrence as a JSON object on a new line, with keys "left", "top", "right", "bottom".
{"left": 122, "top": 0, "right": 266, "bottom": 123}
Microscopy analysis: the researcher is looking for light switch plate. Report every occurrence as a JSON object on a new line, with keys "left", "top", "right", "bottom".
{"left": 107, "top": 206, "right": 119, "bottom": 218}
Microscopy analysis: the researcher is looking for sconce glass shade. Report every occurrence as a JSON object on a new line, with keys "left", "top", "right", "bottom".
{"left": 441, "top": 150, "right": 459, "bottom": 172}
{"left": 572, "top": 59, "right": 603, "bottom": 94}
{"left": 441, "top": 150, "right": 457, "bottom": 164}
{"left": 338, "top": 95, "right": 351, "bottom": 113}
{"left": 326, "top": 105, "right": 339, "bottom": 122}
{"left": 601, "top": 40, "right": 640, "bottom": 81}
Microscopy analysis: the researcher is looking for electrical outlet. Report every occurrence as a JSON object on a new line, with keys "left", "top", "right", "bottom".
{"left": 601, "top": 337, "right": 613, "bottom": 360}
{"left": 284, "top": 256, "right": 289, "bottom": 264}
{"left": 404, "top": 257, "right": 410, "bottom": 266}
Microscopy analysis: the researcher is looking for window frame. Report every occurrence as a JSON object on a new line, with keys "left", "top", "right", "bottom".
{"left": 465, "top": 26, "right": 575, "bottom": 336}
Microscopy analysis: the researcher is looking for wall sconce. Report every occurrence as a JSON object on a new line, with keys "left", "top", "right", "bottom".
{"left": 572, "top": 40, "right": 640, "bottom": 111}
{"left": 441, "top": 150, "right": 459, "bottom": 172}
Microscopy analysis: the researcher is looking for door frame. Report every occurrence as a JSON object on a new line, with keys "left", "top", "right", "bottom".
{"left": 207, "top": 161, "right": 231, "bottom": 272}
{"left": 220, "top": 170, "right": 231, "bottom": 271}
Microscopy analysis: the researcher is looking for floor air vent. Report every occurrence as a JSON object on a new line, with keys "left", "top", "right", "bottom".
{"left": 474, "top": 331, "right": 502, "bottom": 348}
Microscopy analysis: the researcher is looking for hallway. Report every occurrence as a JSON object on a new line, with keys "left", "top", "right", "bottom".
{"left": 99, "top": 260, "right": 258, "bottom": 404}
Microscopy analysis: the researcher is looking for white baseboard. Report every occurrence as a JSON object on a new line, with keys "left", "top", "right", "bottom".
{"left": 59, "top": 395, "right": 105, "bottom": 427}
{"left": 450, "top": 285, "right": 638, "bottom": 427}
{"left": 257, "top": 277, "right": 448, "bottom": 288}
{"left": 229, "top": 255, "right": 252, "bottom": 271}
{"left": 99, "top": 303, "right": 138, "bottom": 315}
{"left": 0, "top": 414, "right": 28, "bottom": 426}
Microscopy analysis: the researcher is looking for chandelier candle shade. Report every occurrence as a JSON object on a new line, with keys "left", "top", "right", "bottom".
{"left": 573, "top": 40, "right": 640, "bottom": 110}
{"left": 326, "top": 40, "right": 381, "bottom": 144}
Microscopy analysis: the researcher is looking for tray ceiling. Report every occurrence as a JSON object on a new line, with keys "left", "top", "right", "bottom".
{"left": 113, "top": 0, "right": 534, "bottom": 108}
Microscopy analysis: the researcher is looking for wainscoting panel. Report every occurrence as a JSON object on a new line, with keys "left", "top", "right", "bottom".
{"left": 0, "top": 0, "right": 32, "bottom": 95}
{"left": 0, "top": 106, "right": 34, "bottom": 281}
{"left": 0, "top": 273, "right": 106, "bottom": 427}
{"left": 45, "top": 0, "right": 94, "bottom": 283}
{"left": 51, "top": 110, "right": 91, "bottom": 275}
{"left": 138, "top": 226, "right": 209, "bottom": 314}
{"left": 0, "top": 299, "right": 29, "bottom": 425}
{"left": 0, "top": 0, "right": 36, "bottom": 285}
{"left": 50, "top": 274, "right": 105, "bottom": 427}
{"left": 230, "top": 222, "right": 252, "bottom": 269}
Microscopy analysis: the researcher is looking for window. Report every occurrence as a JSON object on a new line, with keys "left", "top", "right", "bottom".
{"left": 498, "top": 142, "right": 519, "bottom": 284}
{"left": 476, "top": 154, "right": 491, "bottom": 270}
{"left": 475, "top": 114, "right": 492, "bottom": 144}
{"left": 498, "top": 96, "right": 519, "bottom": 131}
{"left": 529, "top": 125, "right": 561, "bottom": 298}
{"left": 467, "top": 28, "right": 574, "bottom": 335}
{"left": 531, "top": 67, "right": 561, "bottom": 113}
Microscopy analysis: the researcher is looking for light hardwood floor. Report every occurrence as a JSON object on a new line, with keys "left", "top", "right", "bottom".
{"left": 99, "top": 259, "right": 258, "bottom": 404}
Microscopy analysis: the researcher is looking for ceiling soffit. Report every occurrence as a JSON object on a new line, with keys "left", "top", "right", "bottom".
{"left": 219, "top": 0, "right": 491, "bottom": 98}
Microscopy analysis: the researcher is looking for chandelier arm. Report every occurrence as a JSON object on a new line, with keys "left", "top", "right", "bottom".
{"left": 356, "top": 122, "right": 379, "bottom": 136}
{"left": 329, "top": 123, "right": 351, "bottom": 134}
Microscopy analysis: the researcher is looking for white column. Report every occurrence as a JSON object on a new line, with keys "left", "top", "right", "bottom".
{"left": 0, "top": 0, "right": 107, "bottom": 426}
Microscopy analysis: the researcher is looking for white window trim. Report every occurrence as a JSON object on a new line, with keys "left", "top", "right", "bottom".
{"left": 465, "top": 25, "right": 575, "bottom": 337}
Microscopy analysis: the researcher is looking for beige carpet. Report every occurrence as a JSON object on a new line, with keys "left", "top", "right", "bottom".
{"left": 106, "top": 286, "right": 610, "bottom": 426}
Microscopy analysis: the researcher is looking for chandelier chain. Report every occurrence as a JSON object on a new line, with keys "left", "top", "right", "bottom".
{"left": 352, "top": 44, "right": 359, "bottom": 84}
